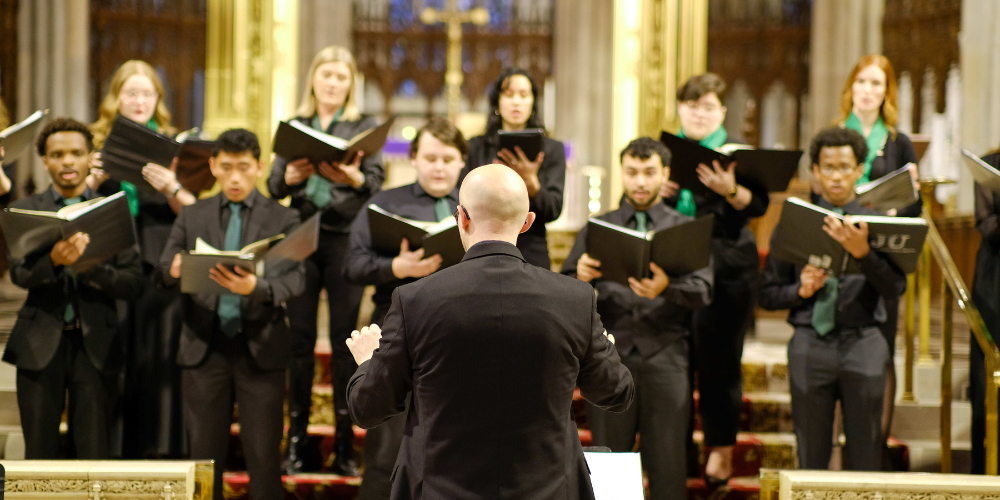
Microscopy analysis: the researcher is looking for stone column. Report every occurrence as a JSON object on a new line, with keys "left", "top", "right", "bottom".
{"left": 808, "top": 0, "right": 884, "bottom": 135}
{"left": 15, "top": 0, "right": 90, "bottom": 193}
{"left": 298, "top": 0, "right": 354, "bottom": 86}
{"left": 959, "top": 0, "right": 1000, "bottom": 213}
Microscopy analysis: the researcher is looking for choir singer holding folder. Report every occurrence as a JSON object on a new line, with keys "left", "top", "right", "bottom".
{"left": 3, "top": 118, "right": 142, "bottom": 459}
{"left": 267, "top": 46, "right": 385, "bottom": 475}
{"left": 159, "top": 129, "right": 305, "bottom": 500}
{"left": 562, "top": 137, "right": 713, "bottom": 500}
{"left": 759, "top": 127, "right": 907, "bottom": 472}
{"left": 343, "top": 117, "right": 465, "bottom": 499}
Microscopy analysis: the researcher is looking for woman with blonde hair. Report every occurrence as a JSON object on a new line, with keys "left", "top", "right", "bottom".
{"left": 267, "top": 45, "right": 385, "bottom": 476}
{"left": 91, "top": 59, "right": 195, "bottom": 459}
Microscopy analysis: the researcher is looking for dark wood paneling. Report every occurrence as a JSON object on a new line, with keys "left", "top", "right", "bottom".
{"left": 0, "top": 0, "right": 17, "bottom": 120}
{"left": 90, "top": 0, "right": 207, "bottom": 130}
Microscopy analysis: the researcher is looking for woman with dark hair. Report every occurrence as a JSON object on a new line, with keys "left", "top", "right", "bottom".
{"left": 461, "top": 67, "right": 566, "bottom": 269}
{"left": 660, "top": 72, "right": 770, "bottom": 489}
{"left": 970, "top": 147, "right": 1000, "bottom": 474}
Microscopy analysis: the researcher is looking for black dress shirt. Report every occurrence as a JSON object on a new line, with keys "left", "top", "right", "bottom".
{"left": 759, "top": 198, "right": 908, "bottom": 329}
{"left": 562, "top": 201, "right": 714, "bottom": 357}
{"left": 343, "top": 182, "right": 459, "bottom": 308}
{"left": 461, "top": 134, "right": 566, "bottom": 268}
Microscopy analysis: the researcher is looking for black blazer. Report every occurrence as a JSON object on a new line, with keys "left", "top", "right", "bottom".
{"left": 157, "top": 190, "right": 306, "bottom": 370}
{"left": 461, "top": 135, "right": 566, "bottom": 269}
{"left": 972, "top": 153, "right": 1000, "bottom": 334}
{"left": 267, "top": 114, "right": 386, "bottom": 233}
{"left": 3, "top": 189, "right": 143, "bottom": 372}
{"left": 347, "top": 241, "right": 634, "bottom": 500}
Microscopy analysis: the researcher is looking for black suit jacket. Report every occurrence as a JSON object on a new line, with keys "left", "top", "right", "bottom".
{"left": 3, "top": 188, "right": 143, "bottom": 372}
{"left": 158, "top": 190, "right": 305, "bottom": 370}
{"left": 347, "top": 241, "right": 634, "bottom": 500}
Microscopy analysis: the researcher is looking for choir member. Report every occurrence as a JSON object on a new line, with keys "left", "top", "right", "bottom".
{"left": 832, "top": 55, "right": 921, "bottom": 460}
{"left": 343, "top": 117, "right": 465, "bottom": 498}
{"left": 90, "top": 60, "right": 196, "bottom": 458}
{"left": 267, "top": 45, "right": 385, "bottom": 476}
{"left": 660, "top": 73, "right": 768, "bottom": 485}
{"left": 563, "top": 137, "right": 713, "bottom": 499}
{"left": 3, "top": 118, "right": 142, "bottom": 458}
{"left": 461, "top": 67, "right": 566, "bottom": 269}
{"left": 970, "top": 148, "right": 1000, "bottom": 473}
{"left": 159, "top": 129, "right": 305, "bottom": 500}
{"left": 759, "top": 127, "right": 906, "bottom": 471}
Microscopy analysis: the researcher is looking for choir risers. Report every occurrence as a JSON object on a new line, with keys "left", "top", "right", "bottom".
{"left": 0, "top": 460, "right": 214, "bottom": 500}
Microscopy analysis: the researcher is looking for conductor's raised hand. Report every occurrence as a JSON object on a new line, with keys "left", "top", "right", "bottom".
{"left": 318, "top": 152, "right": 365, "bottom": 189}
{"left": 628, "top": 262, "right": 669, "bottom": 299}
{"left": 208, "top": 264, "right": 257, "bottom": 295}
{"left": 823, "top": 215, "right": 870, "bottom": 259}
{"left": 797, "top": 264, "right": 828, "bottom": 299}
{"left": 51, "top": 232, "right": 90, "bottom": 267}
{"left": 284, "top": 158, "right": 316, "bottom": 186}
{"left": 576, "top": 253, "right": 603, "bottom": 283}
{"left": 346, "top": 324, "right": 382, "bottom": 365}
{"left": 391, "top": 238, "right": 442, "bottom": 279}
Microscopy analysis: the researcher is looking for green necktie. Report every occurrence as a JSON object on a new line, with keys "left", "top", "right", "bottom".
{"left": 811, "top": 207, "right": 844, "bottom": 336}
{"left": 218, "top": 202, "right": 243, "bottom": 338}
{"left": 676, "top": 189, "right": 696, "bottom": 217}
{"left": 61, "top": 196, "right": 83, "bottom": 324}
{"left": 303, "top": 111, "right": 344, "bottom": 209}
{"left": 675, "top": 126, "right": 728, "bottom": 217}
{"left": 434, "top": 197, "right": 452, "bottom": 222}
{"left": 634, "top": 210, "right": 648, "bottom": 233}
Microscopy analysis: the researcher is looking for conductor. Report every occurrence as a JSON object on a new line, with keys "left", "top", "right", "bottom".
{"left": 346, "top": 164, "right": 635, "bottom": 499}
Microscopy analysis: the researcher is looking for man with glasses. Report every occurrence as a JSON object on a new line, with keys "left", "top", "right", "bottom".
{"left": 759, "top": 126, "right": 907, "bottom": 471}
{"left": 4, "top": 118, "right": 142, "bottom": 459}
{"left": 343, "top": 117, "right": 466, "bottom": 499}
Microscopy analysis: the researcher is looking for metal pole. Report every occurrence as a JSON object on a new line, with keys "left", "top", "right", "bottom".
{"left": 940, "top": 284, "right": 953, "bottom": 473}
{"left": 902, "top": 273, "right": 916, "bottom": 402}
{"left": 918, "top": 241, "right": 933, "bottom": 364}
{"left": 987, "top": 366, "right": 1000, "bottom": 475}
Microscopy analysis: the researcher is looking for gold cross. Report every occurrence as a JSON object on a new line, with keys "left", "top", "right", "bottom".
{"left": 420, "top": 0, "right": 490, "bottom": 122}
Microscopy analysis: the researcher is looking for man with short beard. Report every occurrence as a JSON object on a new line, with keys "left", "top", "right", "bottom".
{"left": 562, "top": 136, "right": 714, "bottom": 499}
{"left": 4, "top": 117, "right": 142, "bottom": 459}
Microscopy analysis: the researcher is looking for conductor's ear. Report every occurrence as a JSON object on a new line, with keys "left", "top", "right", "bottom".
{"left": 520, "top": 212, "right": 536, "bottom": 234}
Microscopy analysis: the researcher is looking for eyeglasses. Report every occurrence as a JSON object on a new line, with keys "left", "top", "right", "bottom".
{"left": 680, "top": 100, "right": 721, "bottom": 114}
{"left": 818, "top": 165, "right": 860, "bottom": 177}
{"left": 121, "top": 90, "right": 159, "bottom": 101}
{"left": 454, "top": 205, "right": 471, "bottom": 224}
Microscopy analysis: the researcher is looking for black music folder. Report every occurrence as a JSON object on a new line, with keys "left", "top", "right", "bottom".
{"left": 180, "top": 213, "right": 321, "bottom": 294}
{"left": 0, "top": 109, "right": 48, "bottom": 160}
{"left": 585, "top": 215, "right": 714, "bottom": 286}
{"left": 659, "top": 131, "right": 802, "bottom": 196}
{"left": 769, "top": 197, "right": 928, "bottom": 276}
{"left": 498, "top": 128, "right": 545, "bottom": 160}
{"left": 272, "top": 117, "right": 395, "bottom": 167}
{"left": 854, "top": 165, "right": 919, "bottom": 213}
{"left": 367, "top": 204, "right": 465, "bottom": 270}
{"left": 0, "top": 192, "right": 137, "bottom": 273}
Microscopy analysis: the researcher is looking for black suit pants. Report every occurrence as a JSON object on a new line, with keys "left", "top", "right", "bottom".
{"left": 16, "top": 328, "right": 117, "bottom": 459}
{"left": 587, "top": 338, "right": 689, "bottom": 500}
{"left": 788, "top": 326, "right": 888, "bottom": 471}
{"left": 182, "top": 332, "right": 285, "bottom": 500}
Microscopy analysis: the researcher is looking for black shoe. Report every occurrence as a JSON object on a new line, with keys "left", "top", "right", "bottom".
{"left": 330, "top": 425, "right": 360, "bottom": 477}
{"left": 284, "top": 354, "right": 316, "bottom": 475}
{"left": 704, "top": 474, "right": 731, "bottom": 491}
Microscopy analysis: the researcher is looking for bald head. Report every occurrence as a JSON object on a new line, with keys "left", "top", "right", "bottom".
{"left": 459, "top": 164, "right": 533, "bottom": 245}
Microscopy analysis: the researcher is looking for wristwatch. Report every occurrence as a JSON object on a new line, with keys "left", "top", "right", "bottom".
{"left": 170, "top": 183, "right": 182, "bottom": 198}
{"left": 725, "top": 184, "right": 739, "bottom": 199}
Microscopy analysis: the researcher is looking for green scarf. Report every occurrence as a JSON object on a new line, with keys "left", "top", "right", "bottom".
{"left": 114, "top": 118, "right": 162, "bottom": 217}
{"left": 844, "top": 112, "right": 888, "bottom": 185}
{"left": 303, "top": 108, "right": 345, "bottom": 209}
{"left": 675, "top": 126, "right": 728, "bottom": 216}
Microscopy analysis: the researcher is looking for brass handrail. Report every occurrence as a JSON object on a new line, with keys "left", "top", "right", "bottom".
{"left": 910, "top": 209, "right": 1000, "bottom": 475}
